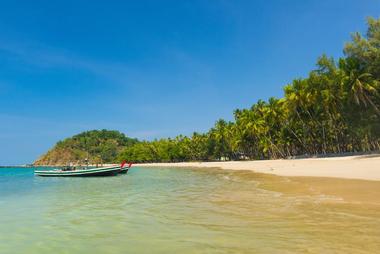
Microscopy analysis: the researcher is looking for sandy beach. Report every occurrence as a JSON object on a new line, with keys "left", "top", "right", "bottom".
{"left": 138, "top": 154, "right": 380, "bottom": 181}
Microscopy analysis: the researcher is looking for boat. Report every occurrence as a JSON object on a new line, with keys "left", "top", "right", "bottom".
{"left": 119, "top": 167, "right": 129, "bottom": 174}
{"left": 34, "top": 161, "right": 133, "bottom": 177}
{"left": 34, "top": 165, "right": 123, "bottom": 177}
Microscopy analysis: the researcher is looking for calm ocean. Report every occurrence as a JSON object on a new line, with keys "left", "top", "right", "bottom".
{"left": 0, "top": 166, "right": 379, "bottom": 253}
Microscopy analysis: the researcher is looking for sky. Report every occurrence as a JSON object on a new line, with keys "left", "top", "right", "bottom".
{"left": 0, "top": 0, "right": 379, "bottom": 165}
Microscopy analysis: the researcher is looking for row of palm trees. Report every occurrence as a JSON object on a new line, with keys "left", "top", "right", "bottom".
{"left": 118, "top": 17, "right": 380, "bottom": 163}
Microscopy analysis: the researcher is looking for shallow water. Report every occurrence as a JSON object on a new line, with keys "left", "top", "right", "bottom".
{"left": 0, "top": 167, "right": 379, "bottom": 254}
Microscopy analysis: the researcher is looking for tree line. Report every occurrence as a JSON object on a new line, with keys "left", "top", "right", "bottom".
{"left": 118, "top": 18, "right": 380, "bottom": 163}
{"left": 37, "top": 18, "right": 380, "bottom": 165}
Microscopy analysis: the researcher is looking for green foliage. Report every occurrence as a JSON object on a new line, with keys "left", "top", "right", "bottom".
{"left": 118, "top": 17, "right": 380, "bottom": 163}
{"left": 37, "top": 18, "right": 380, "bottom": 165}
{"left": 36, "top": 130, "right": 138, "bottom": 165}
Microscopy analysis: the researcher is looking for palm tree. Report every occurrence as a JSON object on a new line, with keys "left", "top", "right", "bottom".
{"left": 342, "top": 59, "right": 380, "bottom": 117}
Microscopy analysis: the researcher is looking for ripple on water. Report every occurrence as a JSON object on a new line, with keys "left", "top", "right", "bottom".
{"left": 0, "top": 167, "right": 379, "bottom": 254}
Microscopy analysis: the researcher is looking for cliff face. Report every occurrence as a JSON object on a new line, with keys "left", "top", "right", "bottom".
{"left": 34, "top": 129, "right": 138, "bottom": 166}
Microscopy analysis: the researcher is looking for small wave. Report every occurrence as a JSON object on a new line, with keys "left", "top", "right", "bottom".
{"left": 223, "top": 176, "right": 230, "bottom": 180}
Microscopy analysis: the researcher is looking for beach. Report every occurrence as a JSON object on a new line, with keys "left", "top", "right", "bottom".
{"left": 138, "top": 154, "right": 380, "bottom": 181}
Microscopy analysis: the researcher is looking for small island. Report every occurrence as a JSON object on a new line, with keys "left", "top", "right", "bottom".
{"left": 34, "top": 130, "right": 138, "bottom": 166}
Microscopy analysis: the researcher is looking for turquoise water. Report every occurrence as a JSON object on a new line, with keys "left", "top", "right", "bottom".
{"left": 1, "top": 167, "right": 380, "bottom": 253}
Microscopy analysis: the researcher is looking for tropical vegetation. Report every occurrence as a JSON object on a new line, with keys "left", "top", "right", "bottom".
{"left": 118, "top": 17, "right": 380, "bottom": 163}
{"left": 36, "top": 18, "right": 380, "bottom": 165}
{"left": 35, "top": 130, "right": 138, "bottom": 165}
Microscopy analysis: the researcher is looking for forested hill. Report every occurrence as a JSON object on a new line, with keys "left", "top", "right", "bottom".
{"left": 34, "top": 130, "right": 138, "bottom": 165}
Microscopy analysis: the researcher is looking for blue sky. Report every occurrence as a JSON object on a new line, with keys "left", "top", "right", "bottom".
{"left": 0, "top": 0, "right": 379, "bottom": 165}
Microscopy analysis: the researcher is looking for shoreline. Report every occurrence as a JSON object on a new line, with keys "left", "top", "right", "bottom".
{"left": 137, "top": 154, "right": 380, "bottom": 181}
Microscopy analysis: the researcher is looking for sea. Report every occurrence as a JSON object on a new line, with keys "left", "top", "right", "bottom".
{"left": 0, "top": 166, "right": 379, "bottom": 253}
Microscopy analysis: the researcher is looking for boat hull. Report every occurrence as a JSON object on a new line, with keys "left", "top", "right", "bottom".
{"left": 34, "top": 166, "right": 121, "bottom": 177}
{"left": 119, "top": 168, "right": 129, "bottom": 174}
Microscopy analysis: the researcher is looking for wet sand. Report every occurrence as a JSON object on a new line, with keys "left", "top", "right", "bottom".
{"left": 3, "top": 166, "right": 380, "bottom": 253}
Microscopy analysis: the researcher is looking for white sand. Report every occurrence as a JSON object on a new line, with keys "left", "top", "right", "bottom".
{"left": 137, "top": 155, "right": 380, "bottom": 181}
